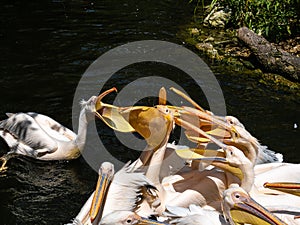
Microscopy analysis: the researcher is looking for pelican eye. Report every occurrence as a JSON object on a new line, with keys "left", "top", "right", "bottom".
{"left": 235, "top": 193, "right": 240, "bottom": 199}
{"left": 126, "top": 219, "right": 132, "bottom": 224}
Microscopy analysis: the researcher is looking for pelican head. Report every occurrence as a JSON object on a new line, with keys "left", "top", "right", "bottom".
{"left": 223, "top": 145, "right": 252, "bottom": 168}
{"left": 183, "top": 143, "right": 254, "bottom": 191}
{"left": 99, "top": 162, "right": 115, "bottom": 177}
{"left": 223, "top": 184, "right": 287, "bottom": 225}
{"left": 225, "top": 116, "right": 245, "bottom": 129}
{"left": 100, "top": 210, "right": 167, "bottom": 225}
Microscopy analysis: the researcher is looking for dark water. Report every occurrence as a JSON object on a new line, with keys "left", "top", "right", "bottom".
{"left": 0, "top": 0, "right": 299, "bottom": 224}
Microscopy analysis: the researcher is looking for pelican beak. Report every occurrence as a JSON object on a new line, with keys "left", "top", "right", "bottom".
{"left": 94, "top": 87, "right": 136, "bottom": 132}
{"left": 158, "top": 87, "right": 167, "bottom": 105}
{"left": 230, "top": 193, "right": 286, "bottom": 225}
{"left": 138, "top": 217, "right": 169, "bottom": 225}
{"left": 170, "top": 87, "right": 205, "bottom": 112}
{"left": 264, "top": 182, "right": 300, "bottom": 197}
{"left": 95, "top": 87, "right": 118, "bottom": 111}
{"left": 94, "top": 87, "right": 117, "bottom": 120}
{"left": 89, "top": 171, "right": 114, "bottom": 222}
{"left": 174, "top": 147, "right": 244, "bottom": 181}
{"left": 174, "top": 117, "right": 228, "bottom": 148}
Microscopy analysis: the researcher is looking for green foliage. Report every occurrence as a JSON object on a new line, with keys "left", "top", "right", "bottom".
{"left": 225, "top": 0, "right": 298, "bottom": 41}
{"left": 191, "top": 0, "right": 299, "bottom": 41}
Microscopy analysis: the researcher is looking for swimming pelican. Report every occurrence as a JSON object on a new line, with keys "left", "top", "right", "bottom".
{"left": 223, "top": 184, "right": 287, "bottom": 225}
{"left": 0, "top": 88, "right": 117, "bottom": 171}
{"left": 68, "top": 161, "right": 159, "bottom": 225}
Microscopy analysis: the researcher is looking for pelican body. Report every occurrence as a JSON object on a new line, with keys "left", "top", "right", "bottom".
{"left": 0, "top": 88, "right": 117, "bottom": 171}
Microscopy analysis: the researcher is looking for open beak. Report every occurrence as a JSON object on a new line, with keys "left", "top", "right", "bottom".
{"left": 94, "top": 87, "right": 136, "bottom": 133}
{"left": 89, "top": 171, "right": 113, "bottom": 222}
{"left": 264, "top": 182, "right": 300, "bottom": 197}
{"left": 230, "top": 194, "right": 287, "bottom": 225}
{"left": 170, "top": 87, "right": 238, "bottom": 138}
{"left": 197, "top": 155, "right": 244, "bottom": 181}
{"left": 95, "top": 87, "right": 118, "bottom": 110}
{"left": 174, "top": 117, "right": 228, "bottom": 148}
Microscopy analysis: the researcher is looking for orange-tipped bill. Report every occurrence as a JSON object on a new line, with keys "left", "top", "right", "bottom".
{"left": 170, "top": 87, "right": 205, "bottom": 112}
{"left": 94, "top": 87, "right": 136, "bottom": 132}
{"left": 89, "top": 171, "right": 114, "bottom": 222}
{"left": 95, "top": 87, "right": 118, "bottom": 110}
{"left": 264, "top": 182, "right": 300, "bottom": 197}
{"left": 175, "top": 117, "right": 228, "bottom": 149}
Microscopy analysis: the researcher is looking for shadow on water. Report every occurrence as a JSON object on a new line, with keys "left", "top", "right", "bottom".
{"left": 0, "top": 0, "right": 299, "bottom": 224}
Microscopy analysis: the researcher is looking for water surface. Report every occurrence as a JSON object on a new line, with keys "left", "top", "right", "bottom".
{"left": 0, "top": 0, "right": 299, "bottom": 224}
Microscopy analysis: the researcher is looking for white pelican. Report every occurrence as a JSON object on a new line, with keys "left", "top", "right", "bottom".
{"left": 125, "top": 105, "right": 213, "bottom": 214}
{"left": 223, "top": 184, "right": 287, "bottom": 225}
{"left": 0, "top": 88, "right": 117, "bottom": 171}
{"left": 68, "top": 161, "right": 160, "bottom": 225}
{"left": 167, "top": 120, "right": 299, "bottom": 216}
{"left": 169, "top": 87, "right": 283, "bottom": 165}
{"left": 189, "top": 141, "right": 300, "bottom": 224}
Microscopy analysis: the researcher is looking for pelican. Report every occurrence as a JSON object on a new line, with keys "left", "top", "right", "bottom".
{"left": 186, "top": 137, "right": 300, "bottom": 224}
{"left": 168, "top": 118, "right": 300, "bottom": 218}
{"left": 70, "top": 162, "right": 115, "bottom": 225}
{"left": 0, "top": 88, "right": 117, "bottom": 171}
{"left": 169, "top": 87, "right": 283, "bottom": 165}
{"left": 223, "top": 184, "right": 287, "bottom": 225}
{"left": 68, "top": 161, "right": 160, "bottom": 225}
{"left": 163, "top": 184, "right": 288, "bottom": 225}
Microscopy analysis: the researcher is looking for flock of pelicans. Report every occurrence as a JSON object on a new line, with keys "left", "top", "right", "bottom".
{"left": 0, "top": 87, "right": 299, "bottom": 225}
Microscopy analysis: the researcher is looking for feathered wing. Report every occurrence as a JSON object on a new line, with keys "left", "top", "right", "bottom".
{"left": 102, "top": 162, "right": 158, "bottom": 218}
{"left": 0, "top": 113, "right": 58, "bottom": 157}
{"left": 256, "top": 145, "right": 283, "bottom": 164}
{"left": 26, "top": 112, "right": 76, "bottom": 141}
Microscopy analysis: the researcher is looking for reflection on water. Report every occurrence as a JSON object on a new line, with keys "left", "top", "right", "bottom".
{"left": 0, "top": 0, "right": 299, "bottom": 224}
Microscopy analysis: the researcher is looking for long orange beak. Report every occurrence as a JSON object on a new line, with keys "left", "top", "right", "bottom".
{"left": 264, "top": 182, "right": 300, "bottom": 197}
{"left": 89, "top": 170, "right": 114, "bottom": 222}
{"left": 231, "top": 197, "right": 287, "bottom": 225}
{"left": 95, "top": 87, "right": 118, "bottom": 111}
{"left": 174, "top": 117, "right": 227, "bottom": 149}
{"left": 226, "top": 189, "right": 287, "bottom": 225}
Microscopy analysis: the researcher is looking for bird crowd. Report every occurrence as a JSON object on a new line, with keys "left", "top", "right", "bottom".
{"left": 0, "top": 87, "right": 299, "bottom": 225}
